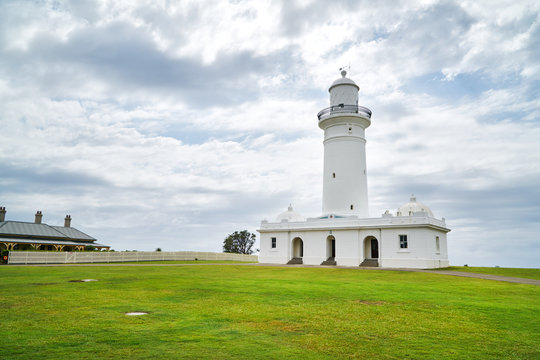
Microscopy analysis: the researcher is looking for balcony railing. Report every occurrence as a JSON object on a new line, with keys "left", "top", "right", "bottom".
{"left": 317, "top": 104, "right": 372, "bottom": 120}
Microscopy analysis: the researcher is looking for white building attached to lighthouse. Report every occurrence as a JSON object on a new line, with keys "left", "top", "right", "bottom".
{"left": 258, "top": 71, "right": 450, "bottom": 269}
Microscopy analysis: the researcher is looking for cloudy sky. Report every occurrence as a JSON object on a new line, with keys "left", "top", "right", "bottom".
{"left": 1, "top": 0, "right": 539, "bottom": 267}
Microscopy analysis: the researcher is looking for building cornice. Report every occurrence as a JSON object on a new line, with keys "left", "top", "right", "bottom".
{"left": 258, "top": 216, "right": 450, "bottom": 234}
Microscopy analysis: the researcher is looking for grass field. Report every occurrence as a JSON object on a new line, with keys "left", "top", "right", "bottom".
{"left": 440, "top": 266, "right": 540, "bottom": 280}
{"left": 0, "top": 265, "right": 538, "bottom": 359}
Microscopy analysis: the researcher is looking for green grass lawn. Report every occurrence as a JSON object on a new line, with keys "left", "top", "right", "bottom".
{"left": 0, "top": 265, "right": 538, "bottom": 359}
{"left": 440, "top": 266, "right": 540, "bottom": 280}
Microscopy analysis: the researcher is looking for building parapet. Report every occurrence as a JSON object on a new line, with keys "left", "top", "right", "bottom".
{"left": 259, "top": 215, "right": 449, "bottom": 232}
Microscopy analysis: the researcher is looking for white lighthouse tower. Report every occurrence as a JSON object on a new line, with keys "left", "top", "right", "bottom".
{"left": 318, "top": 70, "right": 371, "bottom": 218}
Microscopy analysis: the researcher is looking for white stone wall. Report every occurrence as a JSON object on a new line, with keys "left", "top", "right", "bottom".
{"left": 259, "top": 231, "right": 289, "bottom": 264}
{"left": 332, "top": 230, "right": 360, "bottom": 266}
{"left": 379, "top": 227, "right": 449, "bottom": 268}
{"left": 298, "top": 231, "right": 324, "bottom": 265}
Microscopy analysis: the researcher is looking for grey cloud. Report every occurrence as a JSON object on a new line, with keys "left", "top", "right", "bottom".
{"left": 279, "top": 0, "right": 361, "bottom": 36}
{"left": 525, "top": 18, "right": 540, "bottom": 74}
{"left": 368, "top": 173, "right": 540, "bottom": 267}
{"left": 0, "top": 160, "right": 295, "bottom": 251}
{"left": 193, "top": 190, "right": 297, "bottom": 222}
{"left": 372, "top": 175, "right": 540, "bottom": 225}
{"left": 133, "top": 3, "right": 199, "bottom": 41}
{"left": 55, "top": 188, "right": 295, "bottom": 251}
{"left": 61, "top": 0, "right": 101, "bottom": 23}
{"left": 0, "top": 163, "right": 109, "bottom": 192}
{"left": 376, "top": 101, "right": 415, "bottom": 119}
{"left": 385, "top": 1, "right": 474, "bottom": 68}
{"left": 1, "top": 21, "right": 297, "bottom": 107}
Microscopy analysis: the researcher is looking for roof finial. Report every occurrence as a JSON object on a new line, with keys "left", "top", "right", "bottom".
{"left": 288, "top": 204, "right": 293, "bottom": 211}
{"left": 339, "top": 64, "right": 351, "bottom": 78}
{"left": 410, "top": 194, "right": 416, "bottom": 202}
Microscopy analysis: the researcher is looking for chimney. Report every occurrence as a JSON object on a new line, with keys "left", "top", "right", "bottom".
{"left": 35, "top": 211, "right": 43, "bottom": 224}
{"left": 0, "top": 207, "right": 6, "bottom": 222}
{"left": 64, "top": 215, "right": 71, "bottom": 228}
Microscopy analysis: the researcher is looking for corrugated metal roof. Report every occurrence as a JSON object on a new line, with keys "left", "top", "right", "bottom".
{"left": 0, "top": 221, "right": 97, "bottom": 242}
{"left": 51, "top": 226, "right": 96, "bottom": 241}
{"left": 0, "top": 221, "right": 66, "bottom": 238}
{"left": 0, "top": 237, "right": 109, "bottom": 247}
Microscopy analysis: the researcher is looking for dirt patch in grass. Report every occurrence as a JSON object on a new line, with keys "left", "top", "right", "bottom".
{"left": 240, "top": 320, "right": 304, "bottom": 333}
{"left": 68, "top": 279, "right": 98, "bottom": 283}
{"left": 31, "top": 282, "right": 58, "bottom": 286}
{"left": 354, "top": 300, "right": 387, "bottom": 305}
{"left": 270, "top": 320, "right": 304, "bottom": 333}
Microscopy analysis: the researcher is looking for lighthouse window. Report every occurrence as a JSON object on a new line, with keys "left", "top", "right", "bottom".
{"left": 399, "top": 235, "right": 408, "bottom": 249}
{"left": 271, "top": 237, "right": 277, "bottom": 249}
{"left": 350, "top": 205, "right": 354, "bottom": 210}
{"left": 348, "top": 127, "right": 352, "bottom": 132}
{"left": 332, "top": 173, "right": 336, "bottom": 178}
{"left": 435, "top": 236, "right": 440, "bottom": 252}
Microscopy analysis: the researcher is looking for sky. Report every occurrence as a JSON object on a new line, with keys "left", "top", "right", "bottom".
{"left": 1, "top": 0, "right": 539, "bottom": 268}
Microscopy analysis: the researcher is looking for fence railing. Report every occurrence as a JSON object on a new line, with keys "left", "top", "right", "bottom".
{"left": 7, "top": 251, "right": 258, "bottom": 264}
{"left": 317, "top": 104, "right": 372, "bottom": 120}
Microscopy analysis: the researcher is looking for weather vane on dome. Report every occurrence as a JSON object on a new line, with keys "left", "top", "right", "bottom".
{"left": 339, "top": 63, "right": 351, "bottom": 77}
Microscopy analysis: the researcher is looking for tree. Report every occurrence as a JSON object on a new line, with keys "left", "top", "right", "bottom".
{"left": 156, "top": 248, "right": 162, "bottom": 252}
{"left": 223, "top": 230, "right": 256, "bottom": 255}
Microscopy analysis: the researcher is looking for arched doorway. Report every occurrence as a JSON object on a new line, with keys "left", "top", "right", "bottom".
{"left": 288, "top": 237, "right": 304, "bottom": 265}
{"left": 292, "top": 237, "right": 303, "bottom": 258}
{"left": 321, "top": 235, "right": 337, "bottom": 265}
{"left": 361, "top": 236, "right": 379, "bottom": 267}
{"left": 326, "top": 235, "right": 335, "bottom": 259}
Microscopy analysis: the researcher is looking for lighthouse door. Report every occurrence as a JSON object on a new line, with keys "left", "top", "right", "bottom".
{"left": 292, "top": 238, "right": 304, "bottom": 258}
{"left": 370, "top": 238, "right": 379, "bottom": 258}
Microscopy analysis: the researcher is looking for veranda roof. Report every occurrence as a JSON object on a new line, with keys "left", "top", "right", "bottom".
{"left": 0, "top": 237, "right": 109, "bottom": 247}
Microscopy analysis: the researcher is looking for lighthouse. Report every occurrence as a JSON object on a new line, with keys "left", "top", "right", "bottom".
{"left": 258, "top": 70, "right": 450, "bottom": 269}
{"left": 317, "top": 70, "right": 371, "bottom": 218}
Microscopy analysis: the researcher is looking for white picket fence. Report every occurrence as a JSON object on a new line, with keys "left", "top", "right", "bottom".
{"left": 7, "top": 251, "right": 258, "bottom": 264}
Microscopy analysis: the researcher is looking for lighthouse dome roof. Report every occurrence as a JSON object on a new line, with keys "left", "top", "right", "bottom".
{"left": 329, "top": 70, "right": 359, "bottom": 92}
{"left": 397, "top": 195, "right": 434, "bottom": 217}
{"left": 276, "top": 205, "right": 304, "bottom": 222}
